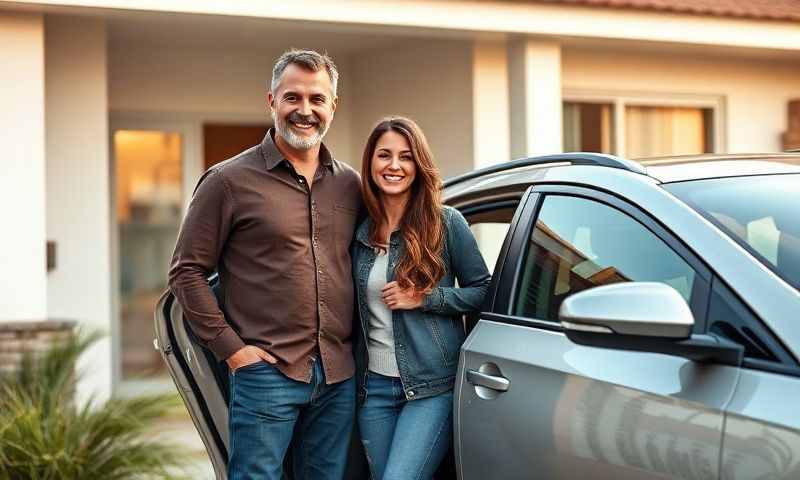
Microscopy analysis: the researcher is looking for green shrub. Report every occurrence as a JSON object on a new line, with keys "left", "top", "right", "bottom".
{"left": 0, "top": 331, "right": 189, "bottom": 479}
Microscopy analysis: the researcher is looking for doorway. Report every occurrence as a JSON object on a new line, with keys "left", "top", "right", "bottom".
{"left": 111, "top": 116, "right": 269, "bottom": 394}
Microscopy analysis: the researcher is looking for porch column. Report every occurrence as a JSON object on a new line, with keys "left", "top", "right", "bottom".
{"left": 472, "top": 40, "right": 511, "bottom": 169}
{"left": 509, "top": 39, "right": 563, "bottom": 157}
{"left": 45, "top": 16, "right": 112, "bottom": 403}
{"left": 470, "top": 40, "right": 511, "bottom": 266}
{"left": 0, "top": 13, "right": 47, "bottom": 322}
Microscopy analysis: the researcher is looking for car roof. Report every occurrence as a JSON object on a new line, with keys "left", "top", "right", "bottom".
{"left": 443, "top": 152, "right": 800, "bottom": 202}
{"left": 639, "top": 153, "right": 800, "bottom": 183}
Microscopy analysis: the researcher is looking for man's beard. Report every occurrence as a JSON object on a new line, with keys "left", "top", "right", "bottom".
{"left": 272, "top": 110, "right": 330, "bottom": 150}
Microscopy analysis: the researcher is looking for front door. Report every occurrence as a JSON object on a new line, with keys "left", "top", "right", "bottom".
{"left": 456, "top": 186, "right": 739, "bottom": 480}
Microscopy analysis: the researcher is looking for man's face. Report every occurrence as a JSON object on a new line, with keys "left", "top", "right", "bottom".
{"left": 268, "top": 64, "right": 337, "bottom": 151}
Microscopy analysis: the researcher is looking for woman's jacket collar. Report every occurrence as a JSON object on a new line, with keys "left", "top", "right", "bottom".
{"left": 355, "top": 217, "right": 402, "bottom": 249}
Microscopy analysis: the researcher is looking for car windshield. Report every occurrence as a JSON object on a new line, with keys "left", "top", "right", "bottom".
{"left": 665, "top": 174, "right": 800, "bottom": 291}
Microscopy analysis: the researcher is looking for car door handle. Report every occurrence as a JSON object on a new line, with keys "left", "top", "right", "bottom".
{"left": 466, "top": 369, "right": 510, "bottom": 392}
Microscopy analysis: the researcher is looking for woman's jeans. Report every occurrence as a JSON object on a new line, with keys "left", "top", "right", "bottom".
{"left": 358, "top": 372, "right": 453, "bottom": 480}
{"left": 227, "top": 358, "right": 355, "bottom": 480}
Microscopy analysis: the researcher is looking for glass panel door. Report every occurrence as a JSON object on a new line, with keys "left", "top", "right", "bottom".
{"left": 114, "top": 130, "right": 183, "bottom": 383}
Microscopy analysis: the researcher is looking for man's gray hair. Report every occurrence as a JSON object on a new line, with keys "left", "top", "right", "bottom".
{"left": 270, "top": 49, "right": 338, "bottom": 96}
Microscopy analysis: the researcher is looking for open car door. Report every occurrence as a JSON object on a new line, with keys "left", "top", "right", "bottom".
{"left": 154, "top": 276, "right": 373, "bottom": 479}
{"left": 154, "top": 276, "right": 231, "bottom": 479}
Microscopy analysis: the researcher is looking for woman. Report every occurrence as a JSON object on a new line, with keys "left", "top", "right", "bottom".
{"left": 353, "top": 116, "right": 491, "bottom": 480}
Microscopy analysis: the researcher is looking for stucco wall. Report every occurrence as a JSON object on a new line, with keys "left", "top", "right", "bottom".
{"left": 562, "top": 47, "right": 800, "bottom": 154}
{"left": 350, "top": 40, "right": 475, "bottom": 178}
{"left": 45, "top": 15, "right": 113, "bottom": 402}
{"left": 108, "top": 45, "right": 355, "bottom": 167}
{"left": 0, "top": 12, "right": 47, "bottom": 322}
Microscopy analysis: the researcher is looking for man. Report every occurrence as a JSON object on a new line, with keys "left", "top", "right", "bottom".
{"left": 169, "top": 49, "right": 361, "bottom": 480}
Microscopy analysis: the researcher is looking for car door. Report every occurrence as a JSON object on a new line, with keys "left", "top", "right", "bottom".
{"left": 153, "top": 278, "right": 370, "bottom": 480}
{"left": 154, "top": 276, "right": 232, "bottom": 480}
{"left": 709, "top": 277, "right": 800, "bottom": 480}
{"left": 455, "top": 185, "right": 740, "bottom": 480}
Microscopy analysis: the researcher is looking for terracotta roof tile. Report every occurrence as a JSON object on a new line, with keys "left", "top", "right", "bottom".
{"left": 534, "top": 0, "right": 800, "bottom": 22}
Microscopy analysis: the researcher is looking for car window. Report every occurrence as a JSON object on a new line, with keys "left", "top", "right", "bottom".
{"left": 466, "top": 207, "right": 515, "bottom": 273}
{"left": 665, "top": 174, "right": 800, "bottom": 291}
{"left": 513, "top": 195, "right": 701, "bottom": 322}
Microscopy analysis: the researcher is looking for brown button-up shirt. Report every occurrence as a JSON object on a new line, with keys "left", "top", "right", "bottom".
{"left": 169, "top": 130, "right": 361, "bottom": 383}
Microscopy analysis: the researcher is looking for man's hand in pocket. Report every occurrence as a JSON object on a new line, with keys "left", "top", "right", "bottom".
{"left": 226, "top": 345, "right": 277, "bottom": 371}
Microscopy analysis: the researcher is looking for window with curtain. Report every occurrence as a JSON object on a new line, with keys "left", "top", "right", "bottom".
{"left": 563, "top": 100, "right": 715, "bottom": 159}
{"left": 562, "top": 102, "right": 614, "bottom": 154}
{"left": 625, "top": 106, "right": 713, "bottom": 158}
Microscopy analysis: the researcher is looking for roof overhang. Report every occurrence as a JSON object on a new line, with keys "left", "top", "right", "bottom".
{"left": 3, "top": 0, "right": 800, "bottom": 54}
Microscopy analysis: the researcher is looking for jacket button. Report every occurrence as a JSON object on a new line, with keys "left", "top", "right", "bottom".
{"left": 408, "top": 390, "right": 415, "bottom": 397}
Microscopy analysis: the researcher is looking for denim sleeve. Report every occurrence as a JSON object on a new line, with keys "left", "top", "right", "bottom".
{"left": 422, "top": 209, "right": 491, "bottom": 315}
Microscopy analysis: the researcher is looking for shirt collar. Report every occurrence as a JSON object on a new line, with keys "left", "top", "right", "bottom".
{"left": 261, "top": 128, "right": 334, "bottom": 172}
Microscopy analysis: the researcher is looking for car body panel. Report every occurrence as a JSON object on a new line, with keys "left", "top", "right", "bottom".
{"left": 639, "top": 154, "right": 800, "bottom": 183}
{"left": 455, "top": 319, "right": 740, "bottom": 480}
{"left": 720, "top": 368, "right": 800, "bottom": 479}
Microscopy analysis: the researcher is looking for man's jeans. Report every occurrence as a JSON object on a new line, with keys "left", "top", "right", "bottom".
{"left": 357, "top": 372, "right": 452, "bottom": 480}
{"left": 228, "top": 358, "right": 355, "bottom": 480}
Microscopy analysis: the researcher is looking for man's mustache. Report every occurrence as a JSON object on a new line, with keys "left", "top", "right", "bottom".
{"left": 287, "top": 112, "right": 321, "bottom": 126}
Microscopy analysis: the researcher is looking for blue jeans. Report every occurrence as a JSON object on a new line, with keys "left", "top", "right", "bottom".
{"left": 228, "top": 358, "right": 355, "bottom": 480}
{"left": 357, "top": 372, "right": 453, "bottom": 480}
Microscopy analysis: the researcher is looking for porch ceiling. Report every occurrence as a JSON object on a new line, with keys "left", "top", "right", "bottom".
{"left": 106, "top": 10, "right": 449, "bottom": 54}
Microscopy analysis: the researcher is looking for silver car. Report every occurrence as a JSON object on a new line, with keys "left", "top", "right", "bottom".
{"left": 156, "top": 152, "right": 800, "bottom": 479}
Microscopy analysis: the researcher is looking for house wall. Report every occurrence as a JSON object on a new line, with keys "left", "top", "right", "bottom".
{"left": 562, "top": 47, "right": 800, "bottom": 153}
{"left": 108, "top": 45, "right": 355, "bottom": 168}
{"left": 0, "top": 12, "right": 47, "bottom": 321}
{"left": 45, "top": 15, "right": 112, "bottom": 402}
{"left": 350, "top": 40, "right": 475, "bottom": 178}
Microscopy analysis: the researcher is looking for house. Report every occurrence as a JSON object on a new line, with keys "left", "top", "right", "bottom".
{"left": 1, "top": 0, "right": 799, "bottom": 403}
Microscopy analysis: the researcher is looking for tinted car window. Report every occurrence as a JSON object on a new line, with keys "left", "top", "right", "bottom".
{"left": 514, "top": 195, "right": 699, "bottom": 322}
{"left": 665, "top": 174, "right": 800, "bottom": 291}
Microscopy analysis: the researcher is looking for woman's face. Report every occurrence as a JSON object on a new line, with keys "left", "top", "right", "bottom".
{"left": 371, "top": 130, "right": 417, "bottom": 200}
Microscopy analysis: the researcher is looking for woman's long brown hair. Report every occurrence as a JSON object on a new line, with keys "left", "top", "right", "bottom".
{"left": 361, "top": 116, "right": 445, "bottom": 293}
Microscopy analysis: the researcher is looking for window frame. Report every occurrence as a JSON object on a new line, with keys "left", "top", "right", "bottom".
{"left": 562, "top": 89, "right": 726, "bottom": 158}
{"left": 494, "top": 184, "right": 713, "bottom": 333}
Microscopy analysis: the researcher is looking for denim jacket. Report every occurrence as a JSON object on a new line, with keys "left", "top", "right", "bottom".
{"left": 353, "top": 206, "right": 491, "bottom": 402}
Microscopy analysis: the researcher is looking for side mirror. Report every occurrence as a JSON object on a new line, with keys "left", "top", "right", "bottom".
{"left": 558, "top": 282, "right": 693, "bottom": 339}
{"left": 559, "top": 282, "right": 743, "bottom": 366}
